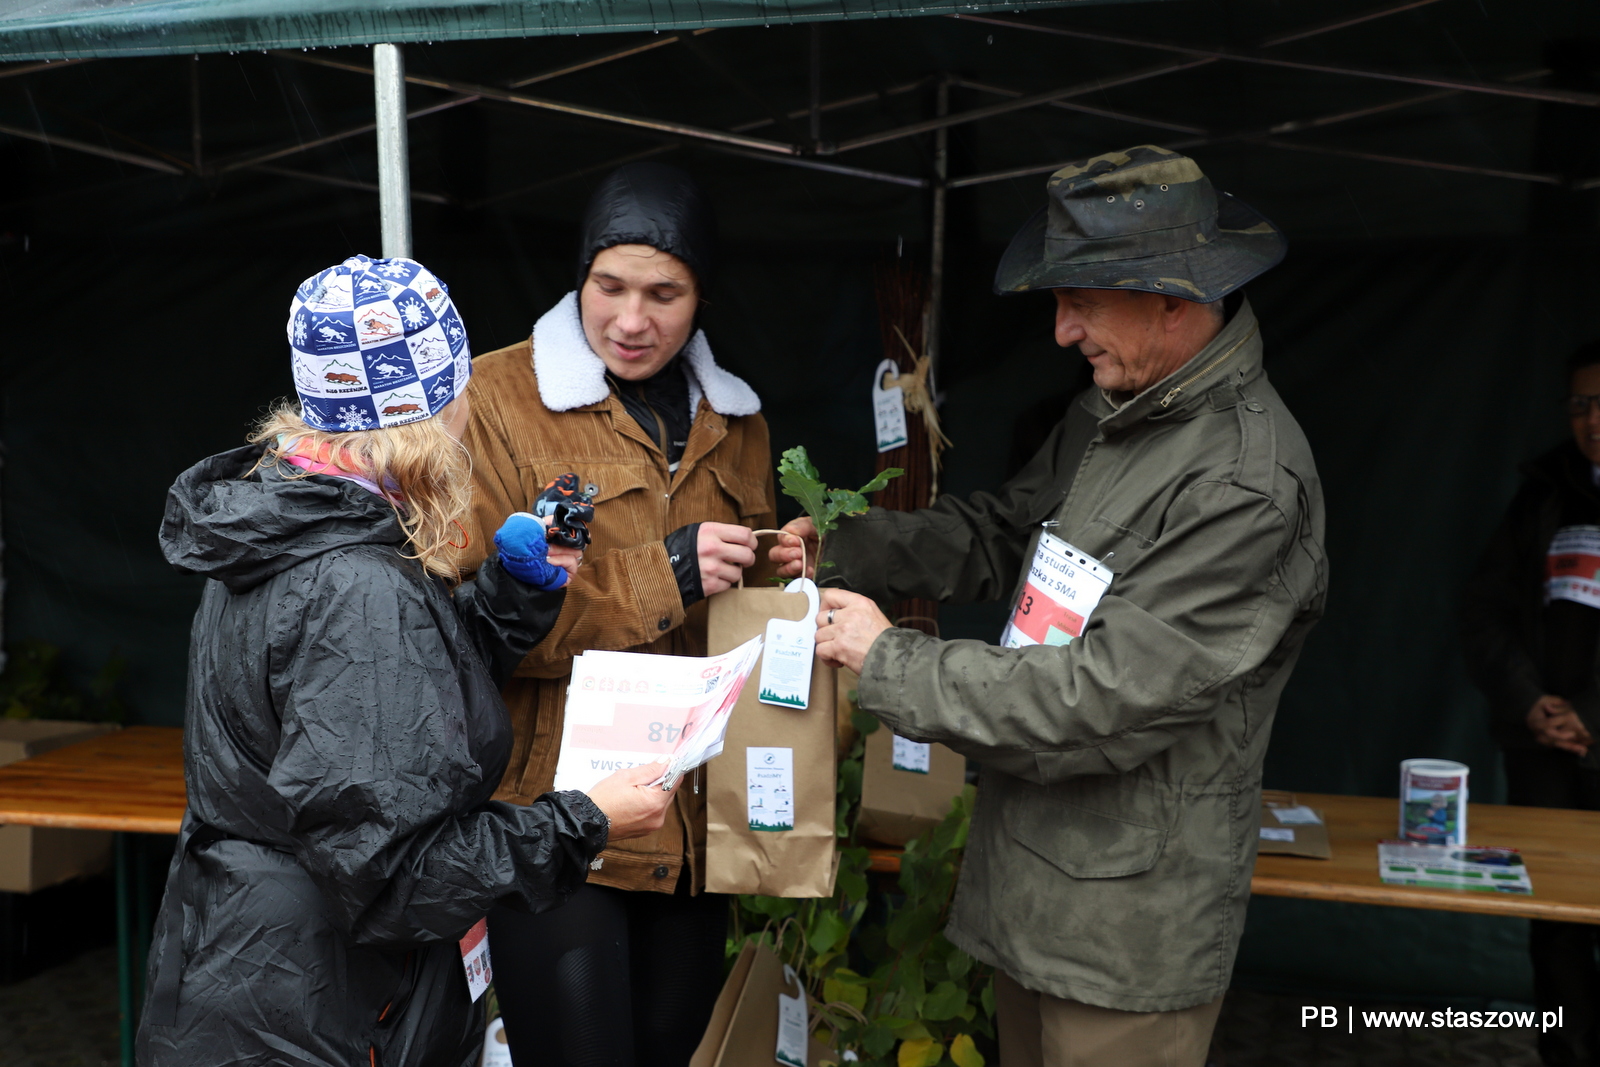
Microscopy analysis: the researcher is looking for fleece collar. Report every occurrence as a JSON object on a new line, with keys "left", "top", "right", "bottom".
{"left": 530, "top": 291, "right": 761, "bottom": 417}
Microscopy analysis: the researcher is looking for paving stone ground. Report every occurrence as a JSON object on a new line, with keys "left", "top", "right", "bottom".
{"left": 0, "top": 949, "right": 1549, "bottom": 1067}
{"left": 0, "top": 946, "right": 119, "bottom": 1067}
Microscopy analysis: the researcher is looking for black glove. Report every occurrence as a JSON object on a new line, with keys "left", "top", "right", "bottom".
{"left": 664, "top": 523, "right": 703, "bottom": 608}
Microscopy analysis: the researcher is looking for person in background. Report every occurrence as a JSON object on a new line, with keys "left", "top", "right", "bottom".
{"left": 1462, "top": 340, "right": 1600, "bottom": 1067}
{"left": 456, "top": 163, "right": 776, "bottom": 1067}
{"left": 774, "top": 145, "right": 1325, "bottom": 1067}
{"left": 139, "top": 255, "right": 678, "bottom": 1067}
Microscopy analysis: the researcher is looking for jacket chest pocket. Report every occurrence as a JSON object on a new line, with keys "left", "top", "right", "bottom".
{"left": 1004, "top": 777, "right": 1176, "bottom": 879}
{"left": 707, "top": 464, "right": 770, "bottom": 524}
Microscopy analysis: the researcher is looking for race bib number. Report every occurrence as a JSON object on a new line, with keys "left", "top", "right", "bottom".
{"left": 459, "top": 918, "right": 492, "bottom": 1002}
{"left": 1000, "top": 532, "right": 1113, "bottom": 649}
{"left": 1547, "top": 525, "right": 1600, "bottom": 609}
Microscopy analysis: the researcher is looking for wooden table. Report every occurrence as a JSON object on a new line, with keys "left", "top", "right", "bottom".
{"left": 871, "top": 792, "right": 1600, "bottom": 925}
{"left": 0, "top": 726, "right": 185, "bottom": 1067}
{"left": 1251, "top": 792, "right": 1600, "bottom": 924}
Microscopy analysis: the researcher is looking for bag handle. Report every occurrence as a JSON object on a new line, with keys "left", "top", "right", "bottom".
{"left": 738, "top": 528, "right": 806, "bottom": 590}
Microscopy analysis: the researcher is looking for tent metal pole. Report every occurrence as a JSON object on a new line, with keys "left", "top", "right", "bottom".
{"left": 373, "top": 43, "right": 412, "bottom": 259}
{"left": 254, "top": 163, "right": 451, "bottom": 203}
{"left": 213, "top": 94, "right": 476, "bottom": 176}
{"left": 190, "top": 56, "right": 202, "bottom": 174}
{"left": 951, "top": 15, "right": 1600, "bottom": 110}
{"left": 832, "top": 57, "right": 1215, "bottom": 153}
{"left": 947, "top": 67, "right": 1552, "bottom": 189}
{"left": 505, "top": 29, "right": 714, "bottom": 89}
{"left": 927, "top": 77, "right": 949, "bottom": 380}
{"left": 953, "top": 77, "right": 1207, "bottom": 135}
{"left": 293, "top": 52, "right": 800, "bottom": 156}
{"left": 809, "top": 26, "right": 822, "bottom": 144}
{"left": 0, "top": 58, "right": 90, "bottom": 79}
{"left": 0, "top": 121, "right": 181, "bottom": 173}
{"left": 1250, "top": 138, "right": 1563, "bottom": 185}
{"left": 1256, "top": 0, "right": 1446, "bottom": 47}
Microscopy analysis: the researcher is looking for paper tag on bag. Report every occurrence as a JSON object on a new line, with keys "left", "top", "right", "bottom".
{"left": 748, "top": 746, "right": 795, "bottom": 831}
{"left": 1260, "top": 827, "right": 1295, "bottom": 842}
{"left": 759, "top": 579, "right": 819, "bottom": 708}
{"left": 776, "top": 965, "right": 809, "bottom": 1067}
{"left": 459, "top": 918, "right": 492, "bottom": 1002}
{"left": 872, "top": 358, "right": 909, "bottom": 453}
{"left": 1271, "top": 805, "right": 1323, "bottom": 825}
{"left": 1000, "top": 531, "right": 1113, "bottom": 649}
{"left": 891, "top": 735, "right": 931, "bottom": 774}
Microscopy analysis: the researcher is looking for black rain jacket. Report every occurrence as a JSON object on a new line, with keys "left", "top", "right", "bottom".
{"left": 137, "top": 445, "right": 609, "bottom": 1067}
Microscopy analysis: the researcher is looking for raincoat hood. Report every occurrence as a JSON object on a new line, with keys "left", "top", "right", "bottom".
{"left": 160, "top": 444, "right": 404, "bottom": 594}
{"left": 576, "top": 162, "right": 717, "bottom": 289}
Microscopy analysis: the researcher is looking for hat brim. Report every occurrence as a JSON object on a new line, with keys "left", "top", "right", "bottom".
{"left": 993, "top": 193, "right": 1287, "bottom": 302}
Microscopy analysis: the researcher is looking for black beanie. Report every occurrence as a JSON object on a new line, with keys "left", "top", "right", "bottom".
{"left": 575, "top": 162, "right": 717, "bottom": 291}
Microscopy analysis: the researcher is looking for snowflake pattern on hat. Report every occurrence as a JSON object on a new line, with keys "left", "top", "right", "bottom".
{"left": 288, "top": 254, "right": 472, "bottom": 432}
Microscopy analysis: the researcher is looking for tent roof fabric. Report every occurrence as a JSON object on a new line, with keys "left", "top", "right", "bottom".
{"left": 0, "top": 0, "right": 1140, "bottom": 61}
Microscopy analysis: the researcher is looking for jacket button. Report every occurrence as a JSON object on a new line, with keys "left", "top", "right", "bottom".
{"left": 658, "top": 617, "right": 671, "bottom": 631}
{"left": 654, "top": 865, "right": 671, "bottom": 878}
{"left": 1245, "top": 401, "right": 1265, "bottom": 413}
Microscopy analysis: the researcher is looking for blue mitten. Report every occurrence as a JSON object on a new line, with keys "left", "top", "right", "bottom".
{"left": 494, "top": 512, "right": 569, "bottom": 590}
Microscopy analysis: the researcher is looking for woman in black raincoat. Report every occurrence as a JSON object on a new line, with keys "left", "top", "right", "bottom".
{"left": 137, "top": 255, "right": 677, "bottom": 1067}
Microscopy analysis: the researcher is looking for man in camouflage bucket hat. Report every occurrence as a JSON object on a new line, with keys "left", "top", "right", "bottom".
{"left": 770, "top": 146, "right": 1325, "bottom": 1067}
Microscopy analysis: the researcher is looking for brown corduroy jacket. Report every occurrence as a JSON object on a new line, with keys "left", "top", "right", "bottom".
{"left": 457, "top": 300, "right": 776, "bottom": 893}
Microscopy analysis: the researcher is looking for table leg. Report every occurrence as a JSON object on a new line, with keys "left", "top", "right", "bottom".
{"left": 135, "top": 834, "right": 151, "bottom": 1007}
{"left": 116, "top": 833, "right": 134, "bottom": 1067}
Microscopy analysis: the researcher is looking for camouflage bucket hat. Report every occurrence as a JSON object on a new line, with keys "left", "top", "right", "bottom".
{"left": 994, "top": 144, "right": 1286, "bottom": 302}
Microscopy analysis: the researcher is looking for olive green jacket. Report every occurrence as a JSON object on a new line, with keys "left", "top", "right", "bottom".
{"left": 830, "top": 300, "right": 1327, "bottom": 1012}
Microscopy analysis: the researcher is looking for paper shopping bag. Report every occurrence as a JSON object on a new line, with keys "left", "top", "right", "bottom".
{"left": 856, "top": 721, "right": 968, "bottom": 848}
{"left": 691, "top": 942, "right": 835, "bottom": 1067}
{"left": 706, "top": 582, "right": 838, "bottom": 897}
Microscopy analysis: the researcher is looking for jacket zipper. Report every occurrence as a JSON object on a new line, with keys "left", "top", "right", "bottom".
{"left": 1158, "top": 324, "right": 1260, "bottom": 409}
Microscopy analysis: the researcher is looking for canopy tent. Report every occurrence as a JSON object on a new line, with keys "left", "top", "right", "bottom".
{"left": 0, "top": 0, "right": 1598, "bottom": 1015}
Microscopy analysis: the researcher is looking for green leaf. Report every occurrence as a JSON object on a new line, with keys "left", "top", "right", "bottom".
{"left": 945, "top": 950, "right": 973, "bottom": 982}
{"left": 897, "top": 1038, "right": 944, "bottom": 1067}
{"left": 777, "top": 446, "right": 833, "bottom": 530}
{"left": 923, "top": 981, "right": 968, "bottom": 1021}
{"left": 979, "top": 980, "right": 996, "bottom": 1020}
{"left": 859, "top": 467, "right": 905, "bottom": 495}
{"left": 885, "top": 1019, "right": 931, "bottom": 1041}
{"left": 949, "top": 1033, "right": 985, "bottom": 1067}
{"left": 863, "top": 1024, "right": 897, "bottom": 1057}
{"left": 808, "top": 910, "right": 852, "bottom": 956}
{"left": 852, "top": 709, "right": 881, "bottom": 736}
{"left": 824, "top": 973, "right": 870, "bottom": 1012}
{"left": 828, "top": 486, "right": 869, "bottom": 520}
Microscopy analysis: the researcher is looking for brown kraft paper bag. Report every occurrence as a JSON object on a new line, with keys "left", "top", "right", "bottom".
{"left": 705, "top": 576, "right": 838, "bottom": 898}
{"left": 856, "top": 722, "right": 967, "bottom": 848}
{"left": 691, "top": 941, "right": 835, "bottom": 1067}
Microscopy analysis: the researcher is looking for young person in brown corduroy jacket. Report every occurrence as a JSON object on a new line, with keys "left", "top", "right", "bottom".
{"left": 455, "top": 163, "right": 777, "bottom": 1067}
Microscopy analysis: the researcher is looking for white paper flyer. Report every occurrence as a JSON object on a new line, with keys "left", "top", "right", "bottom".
{"left": 552, "top": 635, "right": 764, "bottom": 794}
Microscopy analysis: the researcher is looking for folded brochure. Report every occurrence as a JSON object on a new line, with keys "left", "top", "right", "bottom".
{"left": 553, "top": 635, "right": 764, "bottom": 794}
{"left": 1378, "top": 841, "right": 1532, "bottom": 895}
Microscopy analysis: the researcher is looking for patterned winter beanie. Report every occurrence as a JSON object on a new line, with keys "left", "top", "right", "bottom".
{"left": 288, "top": 254, "right": 471, "bottom": 432}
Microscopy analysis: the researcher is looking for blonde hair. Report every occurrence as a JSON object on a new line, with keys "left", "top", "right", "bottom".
{"left": 249, "top": 402, "right": 471, "bottom": 579}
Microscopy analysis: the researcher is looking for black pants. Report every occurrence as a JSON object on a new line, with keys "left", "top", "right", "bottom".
{"left": 488, "top": 879, "right": 728, "bottom": 1067}
{"left": 1504, "top": 748, "right": 1600, "bottom": 1066}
